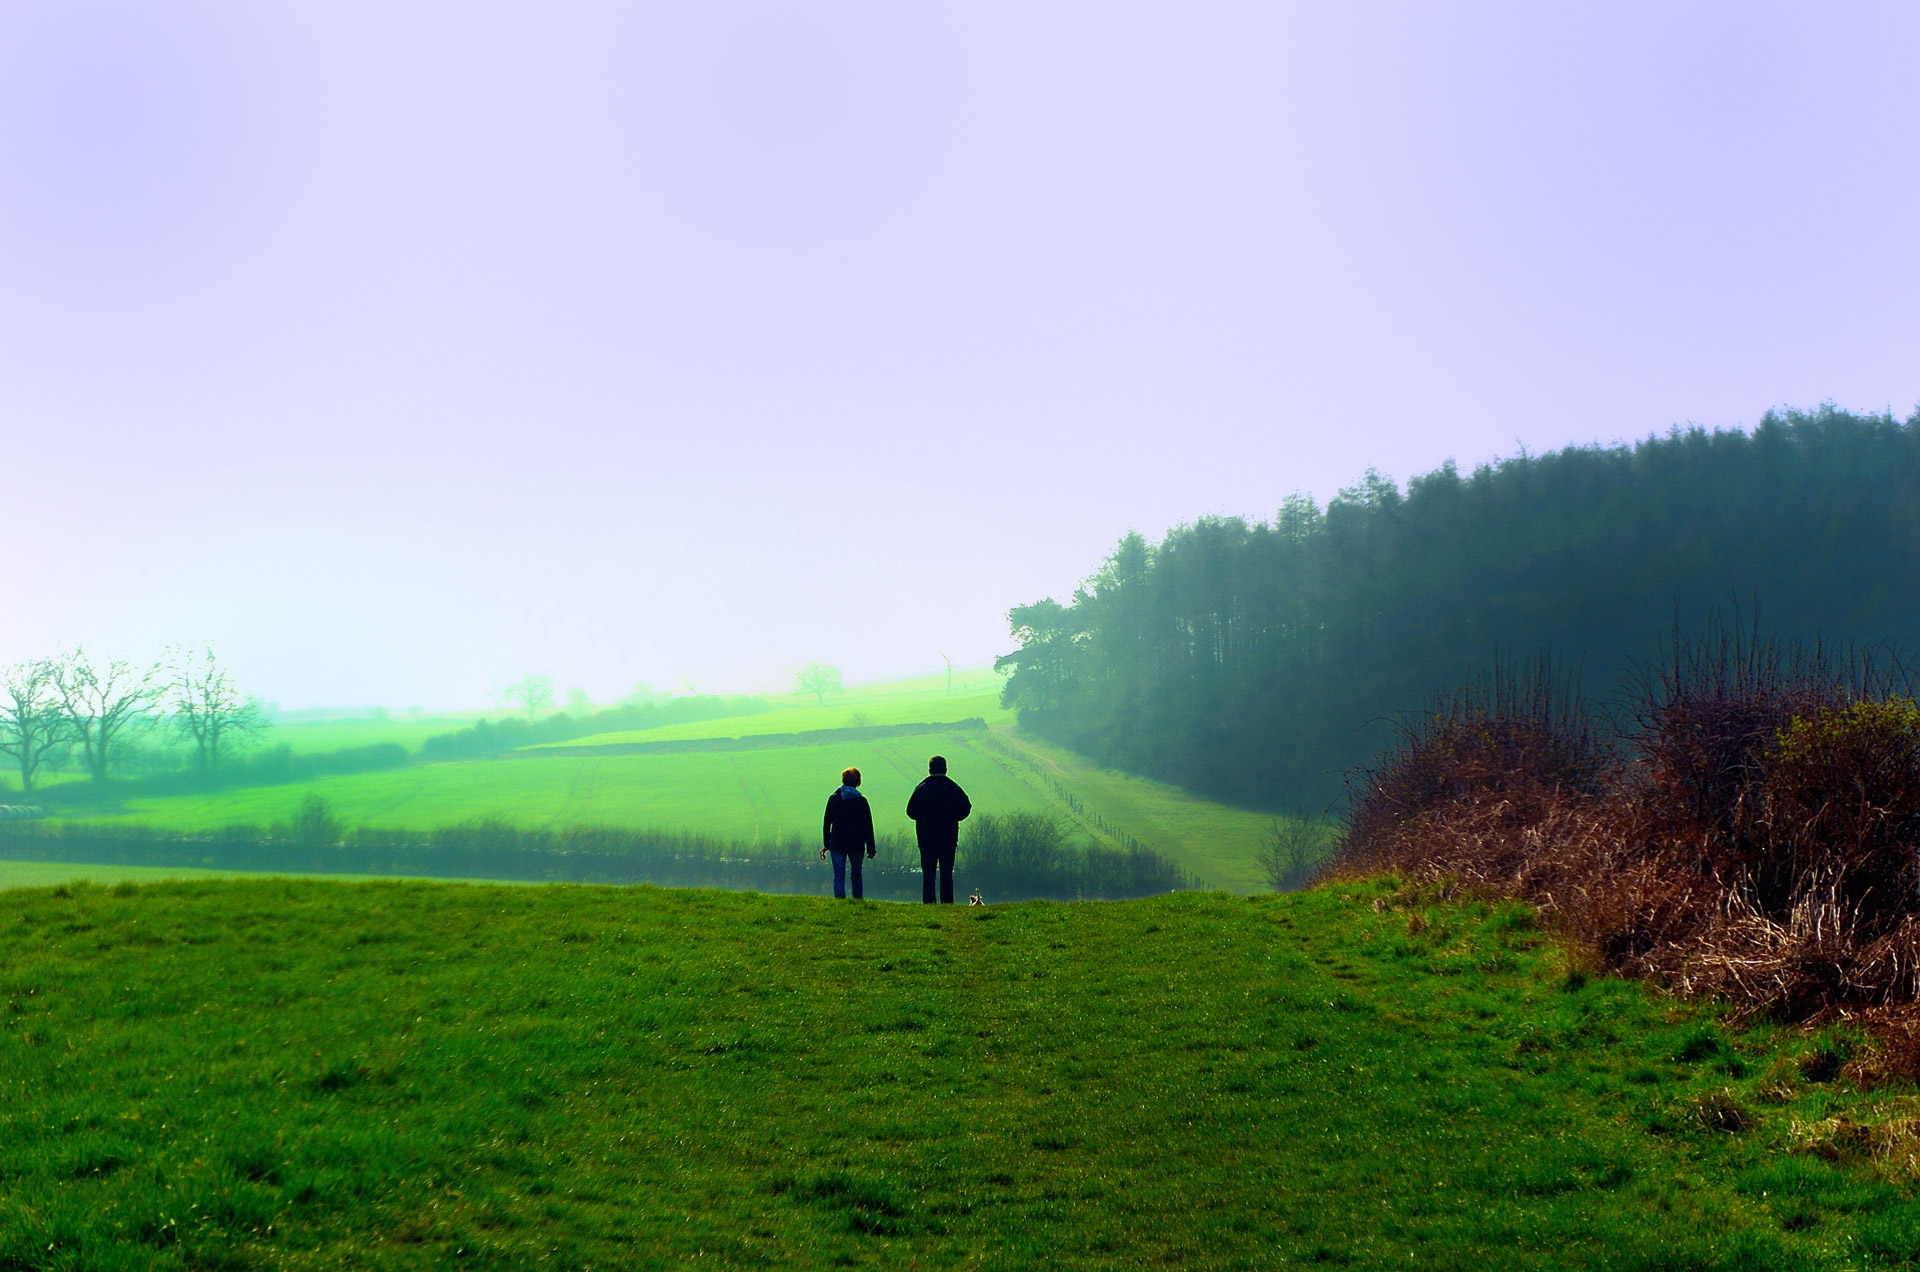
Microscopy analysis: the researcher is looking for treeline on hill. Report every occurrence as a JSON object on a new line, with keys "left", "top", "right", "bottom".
{"left": 20, "top": 695, "right": 774, "bottom": 811}
{"left": 1336, "top": 628, "right": 1920, "bottom": 1031}
{"left": 0, "top": 804, "right": 1193, "bottom": 902}
{"left": 415, "top": 695, "right": 771, "bottom": 760}
{"left": 996, "top": 406, "right": 1920, "bottom": 809}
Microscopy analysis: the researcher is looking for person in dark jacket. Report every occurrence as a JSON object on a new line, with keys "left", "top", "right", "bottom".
{"left": 906, "top": 755, "right": 971, "bottom": 904}
{"left": 820, "top": 766, "right": 876, "bottom": 900}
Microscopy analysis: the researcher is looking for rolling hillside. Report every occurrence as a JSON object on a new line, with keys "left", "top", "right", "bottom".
{"left": 42, "top": 675, "right": 1283, "bottom": 892}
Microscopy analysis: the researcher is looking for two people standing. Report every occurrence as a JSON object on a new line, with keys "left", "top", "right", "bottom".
{"left": 819, "top": 756, "right": 972, "bottom": 903}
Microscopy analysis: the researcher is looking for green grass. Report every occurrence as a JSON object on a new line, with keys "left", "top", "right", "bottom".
{"left": 987, "top": 731, "right": 1284, "bottom": 893}
{"left": 267, "top": 716, "right": 478, "bottom": 756}
{"left": 0, "top": 861, "right": 492, "bottom": 890}
{"left": 2, "top": 876, "right": 1913, "bottom": 1269}
{"left": 0, "top": 860, "right": 270, "bottom": 889}
{"left": 84, "top": 732, "right": 1054, "bottom": 846}
{"left": 43, "top": 672, "right": 1311, "bottom": 891}
{"left": 539, "top": 689, "right": 1014, "bottom": 748}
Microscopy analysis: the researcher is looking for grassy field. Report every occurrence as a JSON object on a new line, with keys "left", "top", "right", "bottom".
{"left": 84, "top": 732, "right": 1050, "bottom": 846}
{"left": 3, "top": 875, "right": 1916, "bottom": 1269}
{"left": 538, "top": 689, "right": 1014, "bottom": 748}
{"left": 268, "top": 716, "right": 478, "bottom": 755}
{"left": 0, "top": 861, "right": 488, "bottom": 891}
{"left": 35, "top": 672, "right": 1292, "bottom": 891}
{"left": 0, "top": 860, "right": 270, "bottom": 889}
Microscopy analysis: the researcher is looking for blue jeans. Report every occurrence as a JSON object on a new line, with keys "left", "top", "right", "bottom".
{"left": 830, "top": 850, "right": 864, "bottom": 899}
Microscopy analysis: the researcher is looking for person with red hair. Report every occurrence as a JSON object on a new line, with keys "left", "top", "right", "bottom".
{"left": 820, "top": 766, "right": 876, "bottom": 900}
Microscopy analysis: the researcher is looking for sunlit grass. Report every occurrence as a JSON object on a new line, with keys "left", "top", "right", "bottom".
{"left": 74, "top": 733, "right": 1043, "bottom": 845}
{"left": 537, "top": 689, "right": 1013, "bottom": 748}
{"left": 2, "top": 877, "right": 1912, "bottom": 1269}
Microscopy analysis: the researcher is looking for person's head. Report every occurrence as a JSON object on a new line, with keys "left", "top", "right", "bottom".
{"left": 928, "top": 755, "right": 947, "bottom": 775}
{"left": 841, "top": 767, "right": 861, "bottom": 787}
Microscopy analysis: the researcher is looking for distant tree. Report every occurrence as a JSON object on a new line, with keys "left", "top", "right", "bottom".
{"left": 793, "top": 662, "right": 843, "bottom": 705}
{"left": 0, "top": 659, "right": 72, "bottom": 794}
{"left": 286, "top": 793, "right": 344, "bottom": 847}
{"left": 165, "top": 644, "right": 268, "bottom": 772}
{"left": 565, "top": 687, "right": 593, "bottom": 715}
{"left": 52, "top": 646, "right": 159, "bottom": 781}
{"left": 496, "top": 674, "right": 556, "bottom": 719}
{"left": 1259, "top": 819, "right": 1328, "bottom": 892}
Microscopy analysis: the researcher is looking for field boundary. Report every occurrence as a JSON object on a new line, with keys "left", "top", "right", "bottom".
{"left": 528, "top": 717, "right": 988, "bottom": 758}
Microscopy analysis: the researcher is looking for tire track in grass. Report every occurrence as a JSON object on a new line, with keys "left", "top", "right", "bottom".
{"left": 730, "top": 753, "right": 778, "bottom": 846}
{"left": 545, "top": 760, "right": 602, "bottom": 833}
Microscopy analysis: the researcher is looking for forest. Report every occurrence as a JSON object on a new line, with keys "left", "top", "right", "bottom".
{"left": 996, "top": 405, "right": 1920, "bottom": 809}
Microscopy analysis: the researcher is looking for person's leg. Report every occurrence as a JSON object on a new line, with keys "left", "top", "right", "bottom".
{"left": 850, "top": 851, "right": 864, "bottom": 900}
{"left": 831, "top": 851, "right": 847, "bottom": 899}
{"left": 939, "top": 848, "right": 956, "bottom": 904}
{"left": 920, "top": 848, "right": 937, "bottom": 904}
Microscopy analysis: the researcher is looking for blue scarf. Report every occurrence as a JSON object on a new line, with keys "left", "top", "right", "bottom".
{"left": 838, "top": 784, "right": 861, "bottom": 799}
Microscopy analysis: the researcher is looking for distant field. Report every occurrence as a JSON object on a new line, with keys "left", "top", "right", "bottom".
{"left": 84, "top": 732, "right": 1053, "bottom": 847}
{"left": 0, "top": 860, "right": 256, "bottom": 889}
{"left": 35, "top": 670, "right": 1294, "bottom": 891}
{"left": 992, "top": 732, "right": 1278, "bottom": 893}
{"left": 0, "top": 861, "right": 480, "bottom": 890}
{"left": 0, "top": 877, "right": 1903, "bottom": 1268}
{"left": 538, "top": 689, "right": 1012, "bottom": 748}
{"left": 269, "top": 716, "right": 478, "bottom": 755}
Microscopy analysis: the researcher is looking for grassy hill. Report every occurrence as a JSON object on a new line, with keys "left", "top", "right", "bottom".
{"left": 4, "top": 876, "right": 1916, "bottom": 1269}
{"left": 44, "top": 674, "right": 1284, "bottom": 892}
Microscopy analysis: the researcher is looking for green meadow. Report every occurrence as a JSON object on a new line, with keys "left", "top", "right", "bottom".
{"left": 535, "top": 688, "right": 1013, "bottom": 747}
{"left": 5, "top": 875, "right": 1918, "bottom": 1270}
{"left": 82, "top": 733, "right": 1032, "bottom": 844}
{"left": 49, "top": 676, "right": 1281, "bottom": 892}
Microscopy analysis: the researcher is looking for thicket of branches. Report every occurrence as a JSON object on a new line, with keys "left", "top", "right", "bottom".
{"left": 996, "top": 406, "right": 1920, "bottom": 809}
{"left": 1336, "top": 625, "right": 1920, "bottom": 1022}
{"left": 0, "top": 645, "right": 265, "bottom": 794}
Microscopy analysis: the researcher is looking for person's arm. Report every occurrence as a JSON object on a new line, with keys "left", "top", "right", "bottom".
{"left": 862, "top": 800, "right": 877, "bottom": 858}
{"left": 954, "top": 783, "right": 971, "bottom": 822}
{"left": 821, "top": 796, "right": 834, "bottom": 859}
{"left": 906, "top": 782, "right": 922, "bottom": 822}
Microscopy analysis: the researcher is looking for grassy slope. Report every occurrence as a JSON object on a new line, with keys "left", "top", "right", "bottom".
{"left": 268, "top": 717, "right": 477, "bottom": 755}
{"left": 7, "top": 882, "right": 1920, "bottom": 1270}
{"left": 91, "top": 733, "right": 1047, "bottom": 846}
{"left": 987, "top": 731, "right": 1278, "bottom": 893}
{"left": 41, "top": 673, "right": 1298, "bottom": 890}
{"left": 537, "top": 689, "right": 1014, "bottom": 747}
{"left": 0, "top": 861, "right": 272, "bottom": 889}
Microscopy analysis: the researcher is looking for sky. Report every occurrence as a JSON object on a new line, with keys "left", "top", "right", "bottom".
{"left": 4, "top": 1, "right": 1917, "bottom": 709}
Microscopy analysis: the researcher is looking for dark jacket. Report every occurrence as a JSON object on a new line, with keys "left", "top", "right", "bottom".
{"left": 906, "top": 774, "right": 971, "bottom": 851}
{"left": 822, "top": 788, "right": 876, "bottom": 856}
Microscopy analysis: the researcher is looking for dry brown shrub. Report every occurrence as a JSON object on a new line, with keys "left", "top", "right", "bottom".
{"left": 1335, "top": 627, "right": 1920, "bottom": 1029}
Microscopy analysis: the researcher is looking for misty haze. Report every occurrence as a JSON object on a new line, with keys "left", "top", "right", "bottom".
{"left": 6, "top": 4, "right": 1920, "bottom": 1268}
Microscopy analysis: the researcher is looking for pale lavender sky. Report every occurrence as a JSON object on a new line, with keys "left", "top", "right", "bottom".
{"left": 4, "top": 2, "right": 1916, "bottom": 708}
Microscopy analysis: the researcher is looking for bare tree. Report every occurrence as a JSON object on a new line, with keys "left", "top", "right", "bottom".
{"left": 0, "top": 659, "right": 72, "bottom": 794}
{"left": 1260, "top": 817, "right": 1331, "bottom": 892}
{"left": 495, "top": 674, "right": 556, "bottom": 719}
{"left": 793, "top": 662, "right": 843, "bottom": 705}
{"left": 52, "top": 646, "right": 159, "bottom": 781}
{"left": 165, "top": 644, "right": 267, "bottom": 772}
